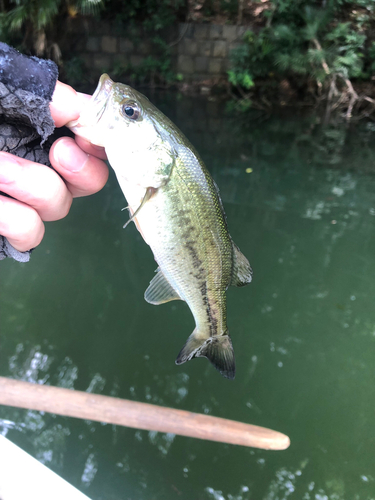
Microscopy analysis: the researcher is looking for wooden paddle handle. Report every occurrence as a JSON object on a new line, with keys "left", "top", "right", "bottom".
{"left": 0, "top": 377, "right": 290, "bottom": 450}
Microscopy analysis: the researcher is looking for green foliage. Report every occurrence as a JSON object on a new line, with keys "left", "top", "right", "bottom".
{"left": 228, "top": 29, "right": 275, "bottom": 95}
{"left": 5, "top": 0, "right": 59, "bottom": 32}
{"left": 228, "top": 69, "right": 254, "bottom": 89}
{"left": 0, "top": 0, "right": 102, "bottom": 54}
{"left": 229, "top": 1, "right": 374, "bottom": 97}
{"left": 3, "top": 0, "right": 102, "bottom": 32}
{"left": 325, "top": 22, "right": 365, "bottom": 78}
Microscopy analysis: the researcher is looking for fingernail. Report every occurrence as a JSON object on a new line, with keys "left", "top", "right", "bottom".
{"left": 54, "top": 138, "right": 89, "bottom": 173}
{"left": 0, "top": 153, "right": 20, "bottom": 183}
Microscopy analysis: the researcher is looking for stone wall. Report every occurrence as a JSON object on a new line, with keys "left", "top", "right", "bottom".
{"left": 175, "top": 23, "right": 247, "bottom": 81}
{"left": 69, "top": 20, "right": 248, "bottom": 83}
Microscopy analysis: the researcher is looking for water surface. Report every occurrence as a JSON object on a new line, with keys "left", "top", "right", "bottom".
{"left": 1, "top": 97, "right": 375, "bottom": 500}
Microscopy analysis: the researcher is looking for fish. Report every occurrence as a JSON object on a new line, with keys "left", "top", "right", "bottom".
{"left": 68, "top": 74, "right": 253, "bottom": 379}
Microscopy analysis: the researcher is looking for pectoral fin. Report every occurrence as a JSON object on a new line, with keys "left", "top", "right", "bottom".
{"left": 144, "top": 268, "right": 181, "bottom": 305}
{"left": 123, "top": 187, "right": 156, "bottom": 229}
{"left": 175, "top": 331, "right": 236, "bottom": 380}
{"left": 230, "top": 243, "right": 253, "bottom": 287}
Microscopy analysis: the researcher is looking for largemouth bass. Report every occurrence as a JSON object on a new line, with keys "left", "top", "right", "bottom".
{"left": 68, "top": 74, "right": 252, "bottom": 379}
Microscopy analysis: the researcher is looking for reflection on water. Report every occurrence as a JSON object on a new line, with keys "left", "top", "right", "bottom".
{"left": 81, "top": 453, "right": 98, "bottom": 487}
{"left": 1, "top": 96, "right": 375, "bottom": 499}
{"left": 206, "top": 485, "right": 250, "bottom": 500}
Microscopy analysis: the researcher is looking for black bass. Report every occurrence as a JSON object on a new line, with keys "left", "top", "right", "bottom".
{"left": 68, "top": 74, "right": 252, "bottom": 379}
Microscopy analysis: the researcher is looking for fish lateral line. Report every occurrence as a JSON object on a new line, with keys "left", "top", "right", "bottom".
{"left": 123, "top": 186, "right": 157, "bottom": 229}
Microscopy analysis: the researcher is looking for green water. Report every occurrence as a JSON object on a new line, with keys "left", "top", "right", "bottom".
{"left": 1, "top": 97, "right": 375, "bottom": 500}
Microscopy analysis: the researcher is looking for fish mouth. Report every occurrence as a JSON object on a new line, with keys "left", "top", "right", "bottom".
{"left": 67, "top": 74, "right": 114, "bottom": 144}
{"left": 89, "top": 73, "right": 113, "bottom": 124}
{"left": 92, "top": 73, "right": 113, "bottom": 101}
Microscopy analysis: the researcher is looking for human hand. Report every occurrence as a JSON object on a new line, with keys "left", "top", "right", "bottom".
{"left": 0, "top": 81, "right": 109, "bottom": 253}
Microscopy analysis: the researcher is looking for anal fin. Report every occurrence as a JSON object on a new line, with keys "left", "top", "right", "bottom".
{"left": 144, "top": 268, "right": 181, "bottom": 305}
{"left": 230, "top": 242, "right": 253, "bottom": 287}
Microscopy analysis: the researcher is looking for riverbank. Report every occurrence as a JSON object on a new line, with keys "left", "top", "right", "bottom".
{"left": 59, "top": 9, "right": 374, "bottom": 121}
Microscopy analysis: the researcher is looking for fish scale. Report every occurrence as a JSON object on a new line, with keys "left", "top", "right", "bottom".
{"left": 139, "top": 145, "right": 232, "bottom": 339}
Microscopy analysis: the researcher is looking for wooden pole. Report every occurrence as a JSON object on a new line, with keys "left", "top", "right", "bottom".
{"left": 0, "top": 377, "right": 290, "bottom": 451}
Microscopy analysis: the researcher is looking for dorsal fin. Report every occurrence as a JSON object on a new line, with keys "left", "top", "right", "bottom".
{"left": 230, "top": 243, "right": 253, "bottom": 287}
{"left": 144, "top": 268, "right": 181, "bottom": 305}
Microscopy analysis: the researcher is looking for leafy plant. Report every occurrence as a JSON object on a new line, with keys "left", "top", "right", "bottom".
{"left": 228, "top": 0, "right": 375, "bottom": 119}
{"left": 1, "top": 0, "right": 102, "bottom": 57}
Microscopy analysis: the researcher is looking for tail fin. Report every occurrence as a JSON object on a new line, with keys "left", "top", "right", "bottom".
{"left": 175, "top": 331, "right": 235, "bottom": 380}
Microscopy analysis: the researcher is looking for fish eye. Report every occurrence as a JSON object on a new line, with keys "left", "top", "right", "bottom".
{"left": 121, "top": 101, "right": 141, "bottom": 120}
